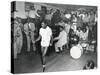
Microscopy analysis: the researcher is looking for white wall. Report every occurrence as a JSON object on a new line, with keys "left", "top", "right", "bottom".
{"left": 14, "top": 1, "right": 42, "bottom": 19}
{"left": 14, "top": 1, "right": 27, "bottom": 18}
{"left": 14, "top": 1, "right": 65, "bottom": 19}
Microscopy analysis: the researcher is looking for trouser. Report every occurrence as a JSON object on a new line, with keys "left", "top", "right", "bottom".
{"left": 14, "top": 42, "right": 17, "bottom": 59}
{"left": 67, "top": 34, "right": 69, "bottom": 49}
{"left": 32, "top": 43, "right": 36, "bottom": 51}
{"left": 14, "top": 38, "right": 23, "bottom": 59}
{"left": 26, "top": 35, "right": 31, "bottom": 52}
{"left": 30, "top": 32, "right": 36, "bottom": 51}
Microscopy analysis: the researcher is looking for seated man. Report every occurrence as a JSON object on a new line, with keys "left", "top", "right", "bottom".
{"left": 69, "top": 29, "right": 79, "bottom": 49}
{"left": 80, "top": 26, "right": 89, "bottom": 41}
{"left": 76, "top": 27, "right": 82, "bottom": 39}
{"left": 79, "top": 26, "right": 89, "bottom": 51}
{"left": 54, "top": 26, "right": 67, "bottom": 53}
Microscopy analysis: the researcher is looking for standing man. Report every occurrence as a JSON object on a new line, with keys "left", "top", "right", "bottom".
{"left": 76, "top": 27, "right": 83, "bottom": 39}
{"left": 29, "top": 19, "right": 36, "bottom": 52}
{"left": 28, "top": 6, "right": 40, "bottom": 21}
{"left": 34, "top": 21, "right": 52, "bottom": 72}
{"left": 64, "top": 21, "right": 71, "bottom": 34}
{"left": 24, "top": 18, "right": 36, "bottom": 52}
{"left": 80, "top": 26, "right": 89, "bottom": 41}
{"left": 64, "top": 21, "right": 71, "bottom": 49}
{"left": 14, "top": 19, "right": 23, "bottom": 59}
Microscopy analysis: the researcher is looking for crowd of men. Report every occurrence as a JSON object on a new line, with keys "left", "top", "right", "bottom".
{"left": 11, "top": 5, "right": 97, "bottom": 72}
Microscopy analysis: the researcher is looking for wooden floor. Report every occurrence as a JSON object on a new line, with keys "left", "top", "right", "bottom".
{"left": 14, "top": 50, "right": 97, "bottom": 74}
{"left": 13, "top": 32, "right": 97, "bottom": 74}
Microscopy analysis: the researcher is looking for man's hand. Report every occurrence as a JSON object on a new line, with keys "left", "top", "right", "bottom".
{"left": 50, "top": 43, "right": 52, "bottom": 46}
{"left": 32, "top": 41, "right": 36, "bottom": 44}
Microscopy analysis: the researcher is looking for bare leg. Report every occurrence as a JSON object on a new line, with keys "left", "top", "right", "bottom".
{"left": 55, "top": 43, "right": 59, "bottom": 52}
{"left": 60, "top": 46, "right": 63, "bottom": 53}
{"left": 41, "top": 47, "right": 48, "bottom": 72}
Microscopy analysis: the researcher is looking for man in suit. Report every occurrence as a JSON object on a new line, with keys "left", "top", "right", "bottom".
{"left": 24, "top": 18, "right": 36, "bottom": 52}
{"left": 14, "top": 19, "right": 23, "bottom": 59}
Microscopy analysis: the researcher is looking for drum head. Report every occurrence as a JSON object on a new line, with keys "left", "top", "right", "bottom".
{"left": 70, "top": 46, "right": 82, "bottom": 59}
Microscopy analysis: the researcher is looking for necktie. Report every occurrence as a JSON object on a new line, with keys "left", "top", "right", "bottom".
{"left": 28, "top": 23, "right": 31, "bottom": 37}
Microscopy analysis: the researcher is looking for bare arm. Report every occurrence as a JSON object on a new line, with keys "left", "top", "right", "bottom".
{"left": 50, "top": 35, "right": 53, "bottom": 46}
{"left": 54, "top": 32, "right": 61, "bottom": 40}
{"left": 34, "top": 35, "right": 41, "bottom": 43}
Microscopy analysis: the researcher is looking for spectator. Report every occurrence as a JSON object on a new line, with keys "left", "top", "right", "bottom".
{"left": 83, "top": 60, "right": 96, "bottom": 69}
{"left": 14, "top": 19, "right": 23, "bottom": 59}
{"left": 24, "top": 18, "right": 36, "bottom": 52}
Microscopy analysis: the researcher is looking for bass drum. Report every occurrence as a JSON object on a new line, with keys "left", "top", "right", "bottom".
{"left": 70, "top": 44, "right": 83, "bottom": 59}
